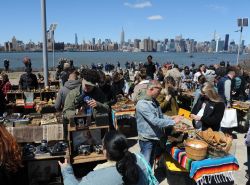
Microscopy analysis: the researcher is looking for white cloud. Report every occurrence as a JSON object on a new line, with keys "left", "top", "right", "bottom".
{"left": 124, "top": 1, "right": 152, "bottom": 8}
{"left": 207, "top": 4, "right": 228, "bottom": 13}
{"left": 147, "top": 15, "right": 163, "bottom": 20}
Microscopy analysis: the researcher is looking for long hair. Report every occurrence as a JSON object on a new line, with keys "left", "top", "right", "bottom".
{"left": 0, "top": 124, "right": 22, "bottom": 172}
{"left": 0, "top": 73, "right": 10, "bottom": 83}
{"left": 201, "top": 82, "right": 223, "bottom": 103}
{"left": 103, "top": 131, "right": 139, "bottom": 185}
{"left": 164, "top": 76, "right": 176, "bottom": 87}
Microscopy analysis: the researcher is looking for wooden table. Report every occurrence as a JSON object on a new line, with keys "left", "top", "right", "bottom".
{"left": 232, "top": 100, "right": 250, "bottom": 112}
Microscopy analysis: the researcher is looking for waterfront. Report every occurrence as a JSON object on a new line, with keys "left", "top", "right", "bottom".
{"left": 0, "top": 51, "right": 250, "bottom": 70}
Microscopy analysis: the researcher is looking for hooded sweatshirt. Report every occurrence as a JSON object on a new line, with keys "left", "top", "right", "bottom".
{"left": 54, "top": 80, "right": 81, "bottom": 111}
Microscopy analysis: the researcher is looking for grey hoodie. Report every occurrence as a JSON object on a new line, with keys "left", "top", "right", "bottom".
{"left": 54, "top": 80, "right": 81, "bottom": 111}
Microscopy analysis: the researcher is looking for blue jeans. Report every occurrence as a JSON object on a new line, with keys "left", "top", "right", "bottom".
{"left": 139, "top": 140, "right": 158, "bottom": 167}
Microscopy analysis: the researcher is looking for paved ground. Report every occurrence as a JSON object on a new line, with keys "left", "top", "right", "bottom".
{"left": 128, "top": 132, "right": 248, "bottom": 185}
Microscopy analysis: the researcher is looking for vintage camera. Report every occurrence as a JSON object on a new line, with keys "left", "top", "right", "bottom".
{"left": 22, "top": 143, "right": 36, "bottom": 159}
{"left": 74, "top": 116, "right": 87, "bottom": 126}
{"left": 50, "top": 141, "right": 68, "bottom": 156}
{"left": 39, "top": 140, "right": 48, "bottom": 153}
{"left": 93, "top": 145, "right": 103, "bottom": 154}
{"left": 78, "top": 145, "right": 91, "bottom": 155}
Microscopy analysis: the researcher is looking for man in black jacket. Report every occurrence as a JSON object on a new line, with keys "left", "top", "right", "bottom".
{"left": 19, "top": 67, "right": 38, "bottom": 90}
{"left": 144, "top": 55, "right": 156, "bottom": 80}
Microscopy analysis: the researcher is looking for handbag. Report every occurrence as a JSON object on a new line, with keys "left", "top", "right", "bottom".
{"left": 220, "top": 108, "right": 238, "bottom": 128}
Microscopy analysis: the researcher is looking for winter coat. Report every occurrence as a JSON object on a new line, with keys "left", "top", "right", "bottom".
{"left": 60, "top": 154, "right": 158, "bottom": 185}
{"left": 19, "top": 73, "right": 38, "bottom": 90}
{"left": 191, "top": 96, "right": 225, "bottom": 131}
{"left": 63, "top": 85, "right": 109, "bottom": 119}
{"left": 157, "top": 93, "right": 179, "bottom": 116}
{"left": 54, "top": 80, "right": 81, "bottom": 111}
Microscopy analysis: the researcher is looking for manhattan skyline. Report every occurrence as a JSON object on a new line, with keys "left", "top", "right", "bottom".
{"left": 0, "top": 0, "right": 249, "bottom": 45}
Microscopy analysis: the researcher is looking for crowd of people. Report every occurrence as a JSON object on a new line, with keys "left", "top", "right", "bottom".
{"left": 0, "top": 55, "right": 250, "bottom": 185}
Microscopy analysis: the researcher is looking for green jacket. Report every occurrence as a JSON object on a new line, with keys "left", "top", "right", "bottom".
{"left": 63, "top": 86, "right": 110, "bottom": 119}
{"left": 156, "top": 94, "right": 179, "bottom": 116}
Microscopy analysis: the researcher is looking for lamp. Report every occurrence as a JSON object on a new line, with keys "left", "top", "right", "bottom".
{"left": 236, "top": 18, "right": 248, "bottom": 66}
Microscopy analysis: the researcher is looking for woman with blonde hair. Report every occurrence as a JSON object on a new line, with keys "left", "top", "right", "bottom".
{"left": 191, "top": 82, "right": 225, "bottom": 131}
{"left": 0, "top": 124, "right": 23, "bottom": 185}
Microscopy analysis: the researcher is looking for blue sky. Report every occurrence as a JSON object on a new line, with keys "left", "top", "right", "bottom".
{"left": 0, "top": 0, "right": 249, "bottom": 45}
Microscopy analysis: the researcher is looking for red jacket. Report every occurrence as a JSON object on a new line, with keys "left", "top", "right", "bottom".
{"left": 1, "top": 81, "right": 12, "bottom": 97}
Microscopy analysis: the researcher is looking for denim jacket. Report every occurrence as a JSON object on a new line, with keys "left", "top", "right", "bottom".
{"left": 136, "top": 96, "right": 175, "bottom": 140}
{"left": 60, "top": 154, "right": 159, "bottom": 185}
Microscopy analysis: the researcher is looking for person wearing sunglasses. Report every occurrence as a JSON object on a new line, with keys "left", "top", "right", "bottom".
{"left": 136, "top": 80, "right": 183, "bottom": 166}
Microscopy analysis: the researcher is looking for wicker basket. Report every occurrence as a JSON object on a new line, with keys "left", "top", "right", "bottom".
{"left": 185, "top": 139, "right": 208, "bottom": 160}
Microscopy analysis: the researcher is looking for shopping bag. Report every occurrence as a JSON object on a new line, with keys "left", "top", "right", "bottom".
{"left": 245, "top": 126, "right": 250, "bottom": 147}
{"left": 220, "top": 108, "right": 238, "bottom": 128}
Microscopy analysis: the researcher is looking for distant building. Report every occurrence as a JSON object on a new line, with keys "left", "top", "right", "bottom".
{"left": 139, "top": 40, "right": 144, "bottom": 51}
{"left": 217, "top": 39, "right": 225, "bottom": 52}
{"left": 12, "top": 36, "right": 17, "bottom": 51}
{"left": 4, "top": 42, "right": 12, "bottom": 52}
{"left": 120, "top": 27, "right": 125, "bottom": 48}
{"left": 224, "top": 34, "right": 229, "bottom": 51}
{"left": 75, "top": 33, "right": 78, "bottom": 46}
{"left": 186, "top": 39, "right": 195, "bottom": 53}
{"left": 229, "top": 41, "right": 237, "bottom": 53}
{"left": 92, "top": 38, "right": 95, "bottom": 45}
{"left": 134, "top": 39, "right": 140, "bottom": 49}
{"left": 156, "top": 42, "right": 163, "bottom": 52}
{"left": 148, "top": 38, "right": 153, "bottom": 52}
{"left": 168, "top": 39, "right": 175, "bottom": 52}
{"left": 164, "top": 38, "right": 168, "bottom": 45}
{"left": 98, "top": 39, "right": 101, "bottom": 45}
{"left": 143, "top": 38, "right": 149, "bottom": 52}
{"left": 209, "top": 40, "right": 216, "bottom": 52}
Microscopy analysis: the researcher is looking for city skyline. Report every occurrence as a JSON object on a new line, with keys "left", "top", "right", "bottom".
{"left": 0, "top": 0, "right": 249, "bottom": 45}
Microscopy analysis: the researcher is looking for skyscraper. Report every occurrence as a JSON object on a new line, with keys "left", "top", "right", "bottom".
{"left": 134, "top": 39, "right": 140, "bottom": 49}
{"left": 120, "top": 27, "right": 125, "bottom": 48}
{"left": 75, "top": 33, "right": 78, "bottom": 45}
{"left": 224, "top": 34, "right": 229, "bottom": 51}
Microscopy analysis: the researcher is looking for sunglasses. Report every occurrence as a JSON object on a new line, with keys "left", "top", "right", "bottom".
{"left": 153, "top": 86, "right": 162, "bottom": 90}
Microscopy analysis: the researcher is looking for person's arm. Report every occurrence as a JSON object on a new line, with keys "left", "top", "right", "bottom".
{"left": 224, "top": 80, "right": 231, "bottom": 106}
{"left": 87, "top": 99, "right": 110, "bottom": 113}
{"left": 60, "top": 165, "right": 80, "bottom": 185}
{"left": 136, "top": 101, "right": 175, "bottom": 128}
{"left": 54, "top": 90, "right": 63, "bottom": 111}
{"left": 157, "top": 94, "right": 171, "bottom": 112}
{"left": 32, "top": 74, "right": 38, "bottom": 89}
{"left": 59, "top": 159, "right": 80, "bottom": 185}
{"left": 192, "top": 89, "right": 201, "bottom": 107}
{"left": 19, "top": 75, "right": 23, "bottom": 89}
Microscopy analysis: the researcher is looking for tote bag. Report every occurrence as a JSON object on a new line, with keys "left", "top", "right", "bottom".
{"left": 220, "top": 108, "right": 238, "bottom": 128}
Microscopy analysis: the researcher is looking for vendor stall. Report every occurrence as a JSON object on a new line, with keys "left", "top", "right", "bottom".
{"left": 232, "top": 100, "right": 250, "bottom": 132}
{"left": 165, "top": 121, "right": 239, "bottom": 185}
{"left": 111, "top": 99, "right": 136, "bottom": 136}
{"left": 169, "top": 147, "right": 239, "bottom": 185}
